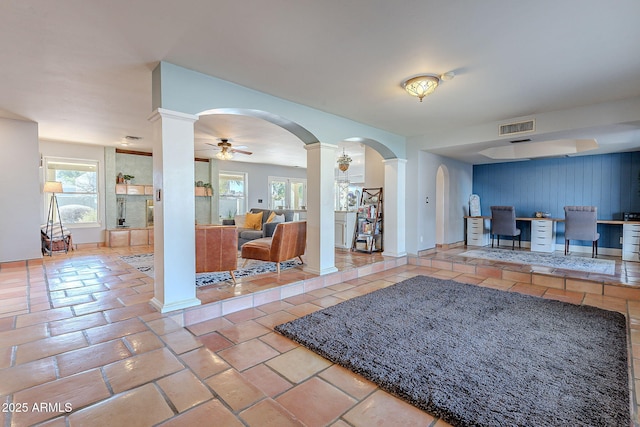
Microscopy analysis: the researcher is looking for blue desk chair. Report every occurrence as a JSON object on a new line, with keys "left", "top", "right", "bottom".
{"left": 490, "top": 206, "right": 521, "bottom": 249}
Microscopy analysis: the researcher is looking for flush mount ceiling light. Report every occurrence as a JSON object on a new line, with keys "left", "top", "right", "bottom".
{"left": 402, "top": 72, "right": 455, "bottom": 102}
{"left": 121, "top": 135, "right": 142, "bottom": 146}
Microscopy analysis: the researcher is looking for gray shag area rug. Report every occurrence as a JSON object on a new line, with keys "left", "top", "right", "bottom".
{"left": 120, "top": 253, "right": 300, "bottom": 288}
{"left": 275, "top": 276, "right": 629, "bottom": 427}
{"left": 460, "top": 248, "right": 616, "bottom": 275}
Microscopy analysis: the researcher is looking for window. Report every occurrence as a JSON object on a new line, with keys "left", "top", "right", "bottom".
{"left": 45, "top": 158, "right": 99, "bottom": 225}
{"left": 219, "top": 172, "right": 247, "bottom": 220}
{"left": 268, "top": 177, "right": 307, "bottom": 210}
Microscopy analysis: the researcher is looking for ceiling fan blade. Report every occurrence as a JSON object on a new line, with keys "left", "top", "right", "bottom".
{"left": 231, "top": 149, "right": 253, "bottom": 155}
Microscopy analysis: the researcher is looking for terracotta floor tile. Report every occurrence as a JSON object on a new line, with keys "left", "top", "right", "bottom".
{"left": 103, "top": 348, "right": 184, "bottom": 393}
{"left": 15, "top": 307, "right": 74, "bottom": 328}
{"left": 266, "top": 347, "right": 332, "bottom": 383}
{"left": 218, "top": 338, "right": 280, "bottom": 371}
{"left": 157, "top": 369, "right": 213, "bottom": 413}
{"left": 0, "top": 357, "right": 57, "bottom": 396}
{"left": 224, "top": 307, "right": 267, "bottom": 324}
{"left": 285, "top": 302, "right": 323, "bottom": 318}
{"left": 85, "top": 317, "right": 148, "bottom": 344}
{"left": 276, "top": 377, "right": 356, "bottom": 427}
{"left": 0, "top": 346, "right": 11, "bottom": 369}
{"left": 146, "top": 316, "right": 183, "bottom": 335}
{"left": 180, "top": 347, "right": 230, "bottom": 380}
{"left": 0, "top": 316, "right": 14, "bottom": 332}
{"left": 186, "top": 317, "right": 234, "bottom": 336}
{"left": 103, "top": 303, "right": 156, "bottom": 323}
{"left": 0, "top": 323, "right": 48, "bottom": 348}
{"left": 343, "top": 389, "right": 436, "bottom": 426}
{"left": 56, "top": 339, "right": 131, "bottom": 377}
{"left": 240, "top": 398, "right": 305, "bottom": 427}
{"left": 67, "top": 383, "right": 174, "bottom": 427}
{"left": 218, "top": 320, "right": 272, "bottom": 343}
{"left": 206, "top": 368, "right": 266, "bottom": 411}
{"left": 254, "top": 311, "right": 297, "bottom": 330}
{"left": 198, "top": 331, "right": 234, "bottom": 352}
{"left": 260, "top": 332, "right": 299, "bottom": 353}
{"left": 242, "top": 364, "right": 293, "bottom": 397}
{"left": 160, "top": 329, "right": 202, "bottom": 354}
{"left": 49, "top": 312, "right": 107, "bottom": 336}
{"left": 71, "top": 298, "right": 124, "bottom": 316}
{"left": 123, "top": 330, "right": 165, "bottom": 354}
{"left": 12, "top": 369, "right": 110, "bottom": 426}
{"left": 255, "top": 300, "right": 296, "bottom": 314}
{"left": 157, "top": 399, "right": 244, "bottom": 427}
{"left": 318, "top": 364, "right": 377, "bottom": 400}
{"left": 15, "top": 331, "right": 88, "bottom": 365}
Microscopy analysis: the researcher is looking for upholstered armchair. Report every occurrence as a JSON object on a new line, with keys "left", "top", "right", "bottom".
{"left": 490, "top": 206, "right": 521, "bottom": 249}
{"left": 564, "top": 206, "right": 599, "bottom": 257}
{"left": 241, "top": 221, "right": 306, "bottom": 273}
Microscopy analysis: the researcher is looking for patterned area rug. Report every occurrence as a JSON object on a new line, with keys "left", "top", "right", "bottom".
{"left": 459, "top": 248, "right": 616, "bottom": 275}
{"left": 275, "top": 276, "right": 629, "bottom": 426}
{"left": 120, "top": 253, "right": 301, "bottom": 288}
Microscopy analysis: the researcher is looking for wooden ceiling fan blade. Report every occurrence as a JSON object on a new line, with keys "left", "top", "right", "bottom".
{"left": 231, "top": 149, "right": 253, "bottom": 155}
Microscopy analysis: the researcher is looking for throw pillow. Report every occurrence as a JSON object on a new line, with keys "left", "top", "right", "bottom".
{"left": 272, "top": 214, "right": 285, "bottom": 223}
{"left": 234, "top": 214, "right": 246, "bottom": 228}
{"left": 244, "top": 211, "right": 263, "bottom": 230}
{"left": 266, "top": 211, "right": 277, "bottom": 223}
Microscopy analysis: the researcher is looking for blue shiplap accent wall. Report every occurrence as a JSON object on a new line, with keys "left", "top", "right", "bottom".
{"left": 473, "top": 151, "right": 640, "bottom": 249}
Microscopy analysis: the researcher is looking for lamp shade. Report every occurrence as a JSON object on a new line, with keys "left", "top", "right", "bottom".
{"left": 43, "top": 181, "right": 63, "bottom": 193}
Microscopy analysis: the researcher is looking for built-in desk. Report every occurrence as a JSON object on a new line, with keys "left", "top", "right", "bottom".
{"left": 463, "top": 216, "right": 640, "bottom": 261}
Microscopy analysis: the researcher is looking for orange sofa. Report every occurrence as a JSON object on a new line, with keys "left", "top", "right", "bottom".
{"left": 240, "top": 221, "right": 306, "bottom": 273}
{"left": 195, "top": 225, "right": 238, "bottom": 283}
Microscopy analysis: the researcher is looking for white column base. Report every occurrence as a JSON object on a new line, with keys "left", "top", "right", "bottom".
{"left": 150, "top": 297, "right": 201, "bottom": 314}
{"left": 382, "top": 250, "right": 408, "bottom": 258}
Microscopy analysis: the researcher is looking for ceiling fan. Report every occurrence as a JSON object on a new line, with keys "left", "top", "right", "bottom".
{"left": 199, "top": 138, "right": 253, "bottom": 160}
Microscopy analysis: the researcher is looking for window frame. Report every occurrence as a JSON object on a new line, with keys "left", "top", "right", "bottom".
{"left": 43, "top": 157, "right": 100, "bottom": 228}
{"left": 218, "top": 171, "right": 248, "bottom": 220}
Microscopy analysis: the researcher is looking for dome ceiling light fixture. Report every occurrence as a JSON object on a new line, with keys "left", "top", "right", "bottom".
{"left": 402, "top": 72, "right": 455, "bottom": 102}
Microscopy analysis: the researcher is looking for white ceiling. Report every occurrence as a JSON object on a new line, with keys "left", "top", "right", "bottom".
{"left": 2, "top": 0, "right": 640, "bottom": 167}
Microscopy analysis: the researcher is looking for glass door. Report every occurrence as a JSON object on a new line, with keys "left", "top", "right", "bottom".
{"left": 268, "top": 177, "right": 306, "bottom": 210}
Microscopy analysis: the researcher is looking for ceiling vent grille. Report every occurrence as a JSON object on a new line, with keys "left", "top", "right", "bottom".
{"left": 499, "top": 119, "right": 535, "bottom": 136}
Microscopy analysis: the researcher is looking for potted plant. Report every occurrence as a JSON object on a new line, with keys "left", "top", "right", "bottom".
{"left": 123, "top": 174, "right": 135, "bottom": 184}
{"left": 222, "top": 209, "right": 236, "bottom": 225}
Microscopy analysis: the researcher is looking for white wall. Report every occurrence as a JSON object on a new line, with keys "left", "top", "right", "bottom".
{"left": 405, "top": 139, "right": 473, "bottom": 255}
{"left": 40, "top": 140, "right": 106, "bottom": 244}
{"left": 0, "top": 118, "right": 41, "bottom": 262}
{"left": 217, "top": 161, "right": 307, "bottom": 212}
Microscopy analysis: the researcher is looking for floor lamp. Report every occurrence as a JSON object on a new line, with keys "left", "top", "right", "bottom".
{"left": 43, "top": 181, "right": 66, "bottom": 255}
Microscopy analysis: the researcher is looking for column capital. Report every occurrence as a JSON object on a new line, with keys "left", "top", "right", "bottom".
{"left": 148, "top": 108, "right": 198, "bottom": 124}
{"left": 304, "top": 142, "right": 339, "bottom": 152}
{"left": 382, "top": 158, "right": 408, "bottom": 165}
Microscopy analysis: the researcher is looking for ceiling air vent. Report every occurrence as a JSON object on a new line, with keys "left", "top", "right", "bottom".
{"left": 499, "top": 119, "right": 535, "bottom": 136}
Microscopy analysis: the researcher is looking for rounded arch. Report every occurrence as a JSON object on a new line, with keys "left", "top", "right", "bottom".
{"left": 198, "top": 108, "right": 320, "bottom": 145}
{"left": 436, "top": 164, "right": 450, "bottom": 245}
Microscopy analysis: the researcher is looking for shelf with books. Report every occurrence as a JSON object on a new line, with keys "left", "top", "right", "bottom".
{"left": 351, "top": 187, "right": 383, "bottom": 253}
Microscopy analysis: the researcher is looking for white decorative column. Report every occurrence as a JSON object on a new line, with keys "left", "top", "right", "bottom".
{"left": 148, "top": 108, "right": 201, "bottom": 313}
{"left": 304, "top": 142, "right": 338, "bottom": 275}
{"left": 382, "top": 158, "right": 407, "bottom": 257}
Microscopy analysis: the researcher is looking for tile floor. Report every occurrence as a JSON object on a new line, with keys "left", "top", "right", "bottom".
{"left": 0, "top": 244, "right": 639, "bottom": 426}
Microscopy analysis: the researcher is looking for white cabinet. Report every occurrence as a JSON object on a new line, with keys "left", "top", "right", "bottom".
{"left": 530, "top": 219, "right": 556, "bottom": 253}
{"left": 623, "top": 223, "right": 640, "bottom": 262}
{"left": 335, "top": 211, "right": 356, "bottom": 249}
{"left": 466, "top": 217, "right": 489, "bottom": 247}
